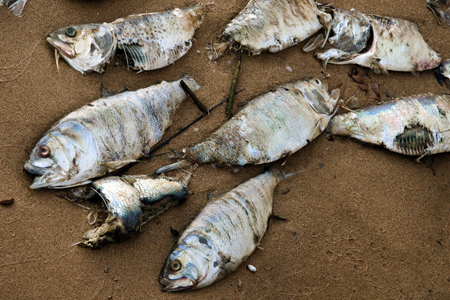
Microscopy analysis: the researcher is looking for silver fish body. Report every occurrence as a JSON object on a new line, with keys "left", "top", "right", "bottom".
{"left": 46, "top": 5, "right": 207, "bottom": 74}
{"left": 207, "top": 0, "right": 327, "bottom": 60}
{"left": 313, "top": 8, "right": 441, "bottom": 73}
{"left": 81, "top": 175, "right": 188, "bottom": 248}
{"left": 160, "top": 169, "right": 285, "bottom": 291}
{"left": 1, "top": 0, "right": 27, "bottom": 16}
{"left": 329, "top": 94, "right": 450, "bottom": 158}
{"left": 24, "top": 76, "right": 199, "bottom": 189}
{"left": 183, "top": 78, "right": 340, "bottom": 165}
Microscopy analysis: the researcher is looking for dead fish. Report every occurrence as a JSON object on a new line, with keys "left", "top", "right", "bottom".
{"left": 427, "top": 0, "right": 450, "bottom": 25}
{"left": 24, "top": 75, "right": 199, "bottom": 189}
{"left": 329, "top": 94, "right": 450, "bottom": 161}
{"left": 79, "top": 173, "right": 190, "bottom": 248}
{"left": 1, "top": 0, "right": 27, "bottom": 16}
{"left": 156, "top": 78, "right": 340, "bottom": 173}
{"left": 207, "top": 0, "right": 330, "bottom": 60}
{"left": 46, "top": 5, "right": 207, "bottom": 74}
{"left": 305, "top": 7, "right": 442, "bottom": 73}
{"left": 439, "top": 59, "right": 450, "bottom": 81}
{"left": 160, "top": 168, "right": 288, "bottom": 291}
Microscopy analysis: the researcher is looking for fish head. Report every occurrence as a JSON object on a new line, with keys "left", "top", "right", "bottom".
{"left": 297, "top": 78, "right": 341, "bottom": 116}
{"left": 24, "top": 121, "right": 98, "bottom": 189}
{"left": 46, "top": 23, "right": 117, "bottom": 74}
{"left": 160, "top": 235, "right": 221, "bottom": 291}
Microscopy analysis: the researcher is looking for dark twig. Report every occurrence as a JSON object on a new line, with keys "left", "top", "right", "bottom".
{"left": 180, "top": 80, "right": 207, "bottom": 113}
{"left": 226, "top": 51, "right": 242, "bottom": 118}
{"left": 147, "top": 88, "right": 245, "bottom": 157}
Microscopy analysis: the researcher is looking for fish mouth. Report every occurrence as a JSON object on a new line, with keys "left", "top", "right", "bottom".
{"left": 160, "top": 278, "right": 197, "bottom": 292}
{"left": 24, "top": 160, "right": 46, "bottom": 176}
{"left": 46, "top": 37, "right": 74, "bottom": 59}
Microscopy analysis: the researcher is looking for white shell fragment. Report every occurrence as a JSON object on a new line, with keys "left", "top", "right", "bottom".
{"left": 160, "top": 169, "right": 286, "bottom": 291}
{"left": 46, "top": 5, "right": 207, "bottom": 74}
{"left": 207, "top": 0, "right": 327, "bottom": 60}
{"left": 246, "top": 265, "right": 257, "bottom": 273}
{"left": 310, "top": 7, "right": 442, "bottom": 73}
{"left": 329, "top": 94, "right": 450, "bottom": 160}
{"left": 80, "top": 175, "right": 189, "bottom": 248}
{"left": 24, "top": 75, "right": 199, "bottom": 189}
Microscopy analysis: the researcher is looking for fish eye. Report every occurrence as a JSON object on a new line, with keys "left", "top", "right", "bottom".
{"left": 38, "top": 145, "right": 51, "bottom": 158}
{"left": 170, "top": 260, "right": 182, "bottom": 272}
{"left": 65, "top": 27, "right": 77, "bottom": 38}
{"left": 315, "top": 79, "right": 321, "bottom": 85}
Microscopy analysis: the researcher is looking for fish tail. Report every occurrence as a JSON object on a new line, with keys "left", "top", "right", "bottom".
{"left": 154, "top": 159, "right": 191, "bottom": 174}
{"left": 8, "top": 0, "right": 27, "bottom": 16}
{"left": 206, "top": 35, "right": 234, "bottom": 60}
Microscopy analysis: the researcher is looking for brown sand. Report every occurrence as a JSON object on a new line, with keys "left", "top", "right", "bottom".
{"left": 1, "top": 0, "right": 449, "bottom": 298}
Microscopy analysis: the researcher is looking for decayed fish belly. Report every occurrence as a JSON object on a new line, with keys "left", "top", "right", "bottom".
{"left": 315, "top": 8, "right": 441, "bottom": 73}
{"left": 159, "top": 169, "right": 286, "bottom": 291}
{"left": 81, "top": 175, "right": 189, "bottom": 248}
{"left": 208, "top": 0, "right": 324, "bottom": 59}
{"left": 329, "top": 94, "right": 450, "bottom": 157}
{"left": 46, "top": 5, "right": 207, "bottom": 74}
{"left": 24, "top": 76, "right": 199, "bottom": 189}
{"left": 184, "top": 78, "right": 340, "bottom": 165}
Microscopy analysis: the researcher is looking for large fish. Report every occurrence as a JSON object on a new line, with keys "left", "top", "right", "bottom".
{"left": 304, "top": 8, "right": 442, "bottom": 73}
{"left": 79, "top": 173, "right": 191, "bottom": 248}
{"left": 329, "top": 94, "right": 450, "bottom": 160}
{"left": 46, "top": 5, "right": 207, "bottom": 74}
{"left": 0, "top": 0, "right": 27, "bottom": 16}
{"left": 159, "top": 168, "right": 287, "bottom": 291}
{"left": 156, "top": 78, "right": 340, "bottom": 173}
{"left": 207, "top": 0, "right": 329, "bottom": 60}
{"left": 24, "top": 75, "right": 199, "bottom": 189}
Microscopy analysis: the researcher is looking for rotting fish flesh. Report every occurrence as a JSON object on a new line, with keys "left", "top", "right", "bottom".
{"left": 24, "top": 75, "right": 199, "bottom": 189}
{"left": 0, "top": 0, "right": 27, "bottom": 16}
{"left": 207, "top": 0, "right": 329, "bottom": 60}
{"left": 427, "top": 0, "right": 450, "bottom": 25}
{"left": 79, "top": 171, "right": 191, "bottom": 248}
{"left": 156, "top": 78, "right": 340, "bottom": 173}
{"left": 46, "top": 5, "right": 207, "bottom": 74}
{"left": 160, "top": 168, "right": 288, "bottom": 291}
{"left": 304, "top": 7, "right": 442, "bottom": 73}
{"left": 329, "top": 94, "right": 450, "bottom": 161}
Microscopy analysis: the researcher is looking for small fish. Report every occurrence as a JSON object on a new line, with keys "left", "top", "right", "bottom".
{"left": 427, "top": 0, "right": 450, "bottom": 25}
{"left": 159, "top": 168, "right": 287, "bottom": 291}
{"left": 305, "top": 7, "right": 442, "bottom": 73}
{"left": 46, "top": 5, "right": 207, "bottom": 74}
{"left": 207, "top": 0, "right": 329, "bottom": 60}
{"left": 80, "top": 174, "right": 189, "bottom": 248}
{"left": 329, "top": 94, "right": 450, "bottom": 160}
{"left": 439, "top": 59, "right": 450, "bottom": 82}
{"left": 156, "top": 78, "right": 340, "bottom": 173}
{"left": 1, "top": 0, "right": 27, "bottom": 16}
{"left": 24, "top": 75, "right": 199, "bottom": 189}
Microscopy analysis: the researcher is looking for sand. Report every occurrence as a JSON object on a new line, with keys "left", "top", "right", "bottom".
{"left": 0, "top": 0, "right": 449, "bottom": 298}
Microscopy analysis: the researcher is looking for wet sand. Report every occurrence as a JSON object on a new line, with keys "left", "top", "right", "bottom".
{"left": 0, "top": 0, "right": 449, "bottom": 298}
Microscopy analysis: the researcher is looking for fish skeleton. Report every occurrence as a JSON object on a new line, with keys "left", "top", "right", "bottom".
{"left": 0, "top": 0, "right": 27, "bottom": 16}
{"left": 207, "top": 0, "right": 329, "bottom": 60}
{"left": 24, "top": 75, "right": 199, "bottom": 189}
{"left": 46, "top": 5, "right": 207, "bottom": 74}
{"left": 159, "top": 168, "right": 287, "bottom": 291}
{"left": 80, "top": 173, "right": 190, "bottom": 248}
{"left": 329, "top": 94, "right": 450, "bottom": 160}
{"left": 305, "top": 7, "right": 442, "bottom": 73}
{"left": 156, "top": 78, "right": 340, "bottom": 174}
